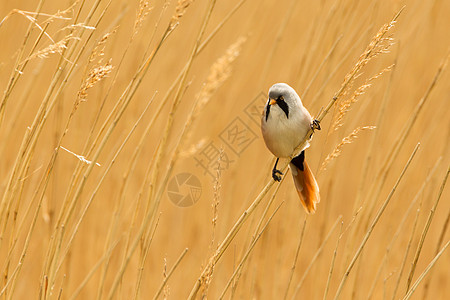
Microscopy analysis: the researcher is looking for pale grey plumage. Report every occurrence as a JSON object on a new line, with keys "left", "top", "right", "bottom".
{"left": 261, "top": 83, "right": 320, "bottom": 214}
{"left": 261, "top": 83, "right": 312, "bottom": 158}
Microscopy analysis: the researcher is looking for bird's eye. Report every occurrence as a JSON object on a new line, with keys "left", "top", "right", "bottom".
{"left": 279, "top": 96, "right": 284, "bottom": 101}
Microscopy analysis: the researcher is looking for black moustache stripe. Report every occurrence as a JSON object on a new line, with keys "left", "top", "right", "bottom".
{"left": 265, "top": 98, "right": 289, "bottom": 121}
{"left": 277, "top": 99, "right": 289, "bottom": 119}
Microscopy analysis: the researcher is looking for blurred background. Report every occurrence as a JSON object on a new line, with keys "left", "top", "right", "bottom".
{"left": 0, "top": 0, "right": 448, "bottom": 299}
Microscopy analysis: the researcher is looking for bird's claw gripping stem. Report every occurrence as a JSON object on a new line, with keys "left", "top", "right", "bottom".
{"left": 272, "top": 169, "right": 283, "bottom": 181}
{"left": 311, "top": 119, "right": 321, "bottom": 131}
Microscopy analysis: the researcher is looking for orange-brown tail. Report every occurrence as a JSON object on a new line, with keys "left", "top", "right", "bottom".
{"left": 290, "top": 159, "right": 320, "bottom": 214}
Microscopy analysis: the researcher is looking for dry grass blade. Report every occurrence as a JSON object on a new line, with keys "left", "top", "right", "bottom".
{"left": 218, "top": 202, "right": 285, "bottom": 300}
{"left": 353, "top": 56, "right": 398, "bottom": 211}
{"left": 252, "top": 166, "right": 289, "bottom": 241}
{"left": 332, "top": 143, "right": 420, "bottom": 300}
{"left": 147, "top": 0, "right": 216, "bottom": 209}
{"left": 153, "top": 248, "right": 189, "bottom": 300}
{"left": 2, "top": 0, "right": 448, "bottom": 298}
{"left": 323, "top": 221, "right": 344, "bottom": 300}
{"left": 133, "top": 213, "right": 162, "bottom": 300}
{"left": 363, "top": 51, "right": 449, "bottom": 221}
{"left": 303, "top": 34, "right": 343, "bottom": 99}
{"left": 259, "top": 0, "right": 298, "bottom": 84}
{"left": 0, "top": 0, "right": 109, "bottom": 234}
{"left": 188, "top": 178, "right": 277, "bottom": 299}
{"left": 404, "top": 166, "right": 449, "bottom": 294}
{"left": 308, "top": 26, "right": 373, "bottom": 107}
{"left": 227, "top": 167, "right": 289, "bottom": 297}
{"left": 68, "top": 239, "right": 120, "bottom": 300}
{"left": 390, "top": 199, "right": 422, "bottom": 300}
{"left": 0, "top": 1, "right": 50, "bottom": 126}
{"left": 291, "top": 216, "right": 342, "bottom": 299}
{"left": 131, "top": 0, "right": 247, "bottom": 156}
{"left": 421, "top": 205, "right": 450, "bottom": 299}
{"left": 0, "top": 9, "right": 56, "bottom": 42}
{"left": 34, "top": 1, "right": 78, "bottom": 24}
{"left": 283, "top": 216, "right": 308, "bottom": 300}
{"left": 365, "top": 157, "right": 441, "bottom": 300}
{"left": 402, "top": 240, "right": 450, "bottom": 300}
{"left": 106, "top": 3, "right": 217, "bottom": 298}
{"left": 54, "top": 93, "right": 156, "bottom": 277}
{"left": 0, "top": 6, "right": 109, "bottom": 293}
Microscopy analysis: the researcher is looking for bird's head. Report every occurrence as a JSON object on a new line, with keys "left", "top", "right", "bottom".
{"left": 266, "top": 83, "right": 301, "bottom": 119}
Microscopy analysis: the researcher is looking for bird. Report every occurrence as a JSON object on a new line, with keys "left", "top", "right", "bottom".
{"left": 261, "top": 83, "right": 320, "bottom": 214}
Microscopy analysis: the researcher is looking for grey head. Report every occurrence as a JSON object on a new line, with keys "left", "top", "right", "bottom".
{"left": 265, "top": 83, "right": 302, "bottom": 121}
{"left": 269, "top": 83, "right": 297, "bottom": 99}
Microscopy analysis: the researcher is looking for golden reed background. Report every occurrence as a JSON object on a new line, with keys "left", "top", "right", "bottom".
{"left": 0, "top": 0, "right": 448, "bottom": 299}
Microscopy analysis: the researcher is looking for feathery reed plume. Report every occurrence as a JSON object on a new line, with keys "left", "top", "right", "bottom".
{"left": 77, "top": 60, "right": 113, "bottom": 103}
{"left": 77, "top": 31, "right": 115, "bottom": 103}
{"left": 163, "top": 257, "right": 170, "bottom": 299}
{"left": 88, "top": 30, "right": 116, "bottom": 65}
{"left": 332, "top": 65, "right": 394, "bottom": 131}
{"left": 320, "top": 126, "right": 376, "bottom": 171}
{"left": 134, "top": 0, "right": 152, "bottom": 34}
{"left": 197, "top": 36, "right": 246, "bottom": 110}
{"left": 181, "top": 37, "right": 246, "bottom": 149}
{"left": 339, "top": 21, "right": 395, "bottom": 94}
{"left": 211, "top": 149, "right": 223, "bottom": 249}
{"left": 320, "top": 9, "right": 401, "bottom": 127}
{"left": 23, "top": 34, "right": 79, "bottom": 62}
{"left": 199, "top": 250, "right": 219, "bottom": 298}
{"left": 168, "top": 0, "right": 194, "bottom": 31}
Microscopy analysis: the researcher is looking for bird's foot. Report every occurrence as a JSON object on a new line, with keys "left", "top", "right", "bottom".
{"left": 311, "top": 119, "right": 321, "bottom": 131}
{"left": 272, "top": 169, "right": 283, "bottom": 181}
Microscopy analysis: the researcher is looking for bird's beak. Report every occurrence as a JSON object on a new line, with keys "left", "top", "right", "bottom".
{"left": 269, "top": 98, "right": 277, "bottom": 105}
